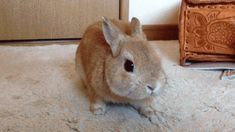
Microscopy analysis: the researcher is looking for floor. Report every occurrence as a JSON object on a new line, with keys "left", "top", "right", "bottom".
{"left": 0, "top": 41, "right": 235, "bottom": 132}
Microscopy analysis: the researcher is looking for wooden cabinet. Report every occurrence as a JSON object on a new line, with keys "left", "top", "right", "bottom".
{"left": 0, "top": 0, "right": 126, "bottom": 40}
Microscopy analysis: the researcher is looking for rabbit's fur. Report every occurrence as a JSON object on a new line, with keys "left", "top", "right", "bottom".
{"left": 75, "top": 17, "right": 166, "bottom": 123}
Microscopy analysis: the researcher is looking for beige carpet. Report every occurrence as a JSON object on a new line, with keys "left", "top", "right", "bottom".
{"left": 0, "top": 41, "right": 235, "bottom": 132}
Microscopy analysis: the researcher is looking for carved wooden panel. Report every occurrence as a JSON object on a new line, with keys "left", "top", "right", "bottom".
{"left": 185, "top": 5, "right": 235, "bottom": 55}
{"left": 179, "top": 0, "right": 235, "bottom": 65}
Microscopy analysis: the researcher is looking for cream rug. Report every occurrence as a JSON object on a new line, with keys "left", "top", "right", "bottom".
{"left": 0, "top": 41, "right": 235, "bottom": 132}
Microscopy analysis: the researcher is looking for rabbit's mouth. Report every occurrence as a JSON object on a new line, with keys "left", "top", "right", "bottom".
{"left": 150, "top": 91, "right": 158, "bottom": 97}
{"left": 125, "top": 83, "right": 159, "bottom": 100}
{"left": 124, "top": 86, "right": 149, "bottom": 100}
{"left": 127, "top": 87, "right": 138, "bottom": 97}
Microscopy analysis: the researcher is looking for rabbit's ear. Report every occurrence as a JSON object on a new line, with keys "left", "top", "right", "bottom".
{"left": 102, "top": 17, "right": 125, "bottom": 57}
{"left": 130, "top": 17, "right": 147, "bottom": 40}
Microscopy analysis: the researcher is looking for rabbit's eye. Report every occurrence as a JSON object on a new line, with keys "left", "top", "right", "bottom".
{"left": 124, "top": 59, "right": 134, "bottom": 72}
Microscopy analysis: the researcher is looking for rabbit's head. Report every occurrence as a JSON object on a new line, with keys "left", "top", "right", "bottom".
{"left": 103, "top": 17, "right": 166, "bottom": 100}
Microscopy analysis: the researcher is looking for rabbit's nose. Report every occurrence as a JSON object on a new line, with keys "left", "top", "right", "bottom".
{"left": 146, "top": 82, "right": 161, "bottom": 92}
{"left": 147, "top": 85, "right": 155, "bottom": 91}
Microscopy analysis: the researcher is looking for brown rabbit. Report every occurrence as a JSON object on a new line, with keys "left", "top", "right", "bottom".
{"left": 75, "top": 17, "right": 167, "bottom": 124}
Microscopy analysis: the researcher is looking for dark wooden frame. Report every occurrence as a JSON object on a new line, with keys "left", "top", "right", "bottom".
{"left": 143, "top": 25, "right": 178, "bottom": 40}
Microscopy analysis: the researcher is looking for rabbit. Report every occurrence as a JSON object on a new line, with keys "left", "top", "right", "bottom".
{"left": 75, "top": 17, "right": 167, "bottom": 124}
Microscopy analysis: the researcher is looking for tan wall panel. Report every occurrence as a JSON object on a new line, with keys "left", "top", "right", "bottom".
{"left": 0, "top": 0, "right": 119, "bottom": 40}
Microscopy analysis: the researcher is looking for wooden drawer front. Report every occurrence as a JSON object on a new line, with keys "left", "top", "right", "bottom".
{"left": 0, "top": 0, "right": 119, "bottom": 40}
{"left": 184, "top": 4, "right": 235, "bottom": 55}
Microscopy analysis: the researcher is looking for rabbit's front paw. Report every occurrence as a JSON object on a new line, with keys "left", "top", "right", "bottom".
{"left": 140, "top": 106, "right": 169, "bottom": 129}
{"left": 90, "top": 100, "right": 106, "bottom": 115}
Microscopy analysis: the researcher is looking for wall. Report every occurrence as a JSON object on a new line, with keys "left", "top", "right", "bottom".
{"left": 129, "top": 0, "right": 181, "bottom": 25}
